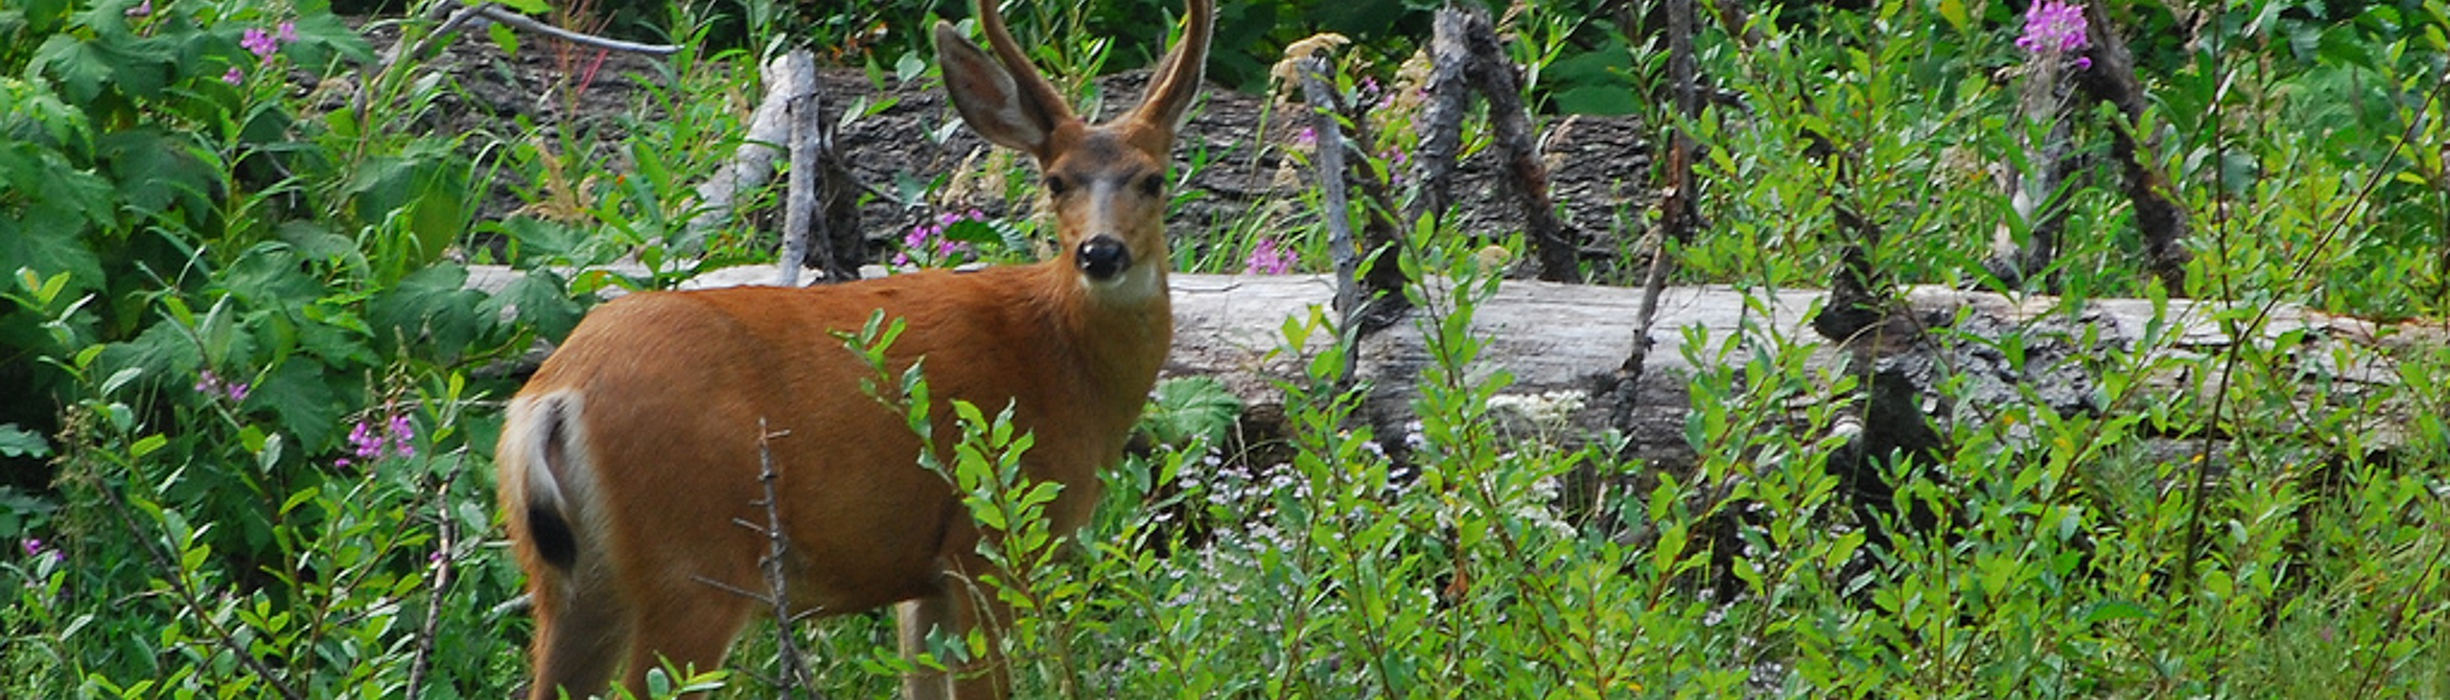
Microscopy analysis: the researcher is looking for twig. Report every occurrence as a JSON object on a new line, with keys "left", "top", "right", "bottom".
{"left": 1330, "top": 71, "right": 1414, "bottom": 333}
{"left": 1616, "top": 0, "right": 1701, "bottom": 430}
{"left": 753, "top": 420, "right": 822, "bottom": 697}
{"left": 356, "top": 2, "right": 483, "bottom": 119}
{"left": 361, "top": 3, "right": 679, "bottom": 127}
{"left": 464, "top": 2, "right": 678, "bottom": 56}
{"left": 404, "top": 467, "right": 461, "bottom": 699}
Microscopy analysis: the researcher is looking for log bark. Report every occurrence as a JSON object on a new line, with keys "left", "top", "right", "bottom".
{"left": 471, "top": 265, "right": 2438, "bottom": 474}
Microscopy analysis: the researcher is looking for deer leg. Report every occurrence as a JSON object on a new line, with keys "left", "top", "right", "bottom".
{"left": 525, "top": 579, "right": 626, "bottom": 700}
{"left": 897, "top": 593, "right": 959, "bottom": 700}
{"left": 617, "top": 594, "right": 751, "bottom": 699}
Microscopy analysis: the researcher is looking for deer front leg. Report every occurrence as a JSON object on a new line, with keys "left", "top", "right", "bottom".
{"left": 896, "top": 593, "right": 958, "bottom": 700}
{"left": 898, "top": 553, "right": 1015, "bottom": 700}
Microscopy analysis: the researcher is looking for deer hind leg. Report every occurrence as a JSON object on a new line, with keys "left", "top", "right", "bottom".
{"left": 524, "top": 578, "right": 627, "bottom": 700}
{"left": 898, "top": 553, "right": 1014, "bottom": 700}
{"left": 615, "top": 592, "right": 753, "bottom": 699}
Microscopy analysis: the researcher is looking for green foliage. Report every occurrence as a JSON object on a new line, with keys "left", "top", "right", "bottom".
{"left": 4, "top": 0, "right": 2447, "bottom": 698}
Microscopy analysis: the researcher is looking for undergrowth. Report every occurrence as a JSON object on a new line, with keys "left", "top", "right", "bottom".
{"left": 2, "top": 0, "right": 2444, "bottom": 698}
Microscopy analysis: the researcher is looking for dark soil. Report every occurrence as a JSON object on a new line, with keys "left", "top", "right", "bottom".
{"left": 389, "top": 20, "right": 1656, "bottom": 279}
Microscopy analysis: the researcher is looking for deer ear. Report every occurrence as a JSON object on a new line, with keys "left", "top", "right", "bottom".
{"left": 935, "top": 21, "right": 1055, "bottom": 157}
{"left": 1128, "top": 0, "right": 1214, "bottom": 133}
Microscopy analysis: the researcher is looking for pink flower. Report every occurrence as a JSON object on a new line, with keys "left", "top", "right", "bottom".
{"left": 276, "top": 21, "right": 299, "bottom": 44}
{"left": 386, "top": 414, "right": 416, "bottom": 458}
{"left": 195, "top": 370, "right": 221, "bottom": 395}
{"left": 125, "top": 0, "right": 151, "bottom": 18}
{"left": 341, "top": 411, "right": 418, "bottom": 465}
{"left": 19, "top": 538, "right": 40, "bottom": 557}
{"left": 223, "top": 67, "right": 244, "bottom": 85}
{"left": 2015, "top": 2, "right": 2090, "bottom": 57}
{"left": 896, "top": 213, "right": 975, "bottom": 267}
{"left": 242, "top": 27, "right": 278, "bottom": 65}
{"left": 1245, "top": 238, "right": 1296, "bottom": 275}
{"left": 349, "top": 420, "right": 384, "bottom": 460}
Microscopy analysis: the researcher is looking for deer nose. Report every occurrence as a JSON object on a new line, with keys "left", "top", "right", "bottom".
{"left": 1077, "top": 235, "right": 1132, "bottom": 280}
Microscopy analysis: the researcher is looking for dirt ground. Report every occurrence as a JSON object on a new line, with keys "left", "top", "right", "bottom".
{"left": 388, "top": 19, "right": 1656, "bottom": 278}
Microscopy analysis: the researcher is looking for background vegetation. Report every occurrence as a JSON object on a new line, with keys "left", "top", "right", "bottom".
{"left": 3, "top": 0, "right": 2445, "bottom": 697}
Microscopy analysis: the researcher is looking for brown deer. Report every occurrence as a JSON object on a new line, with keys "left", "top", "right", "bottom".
{"left": 494, "top": 1, "right": 1211, "bottom": 697}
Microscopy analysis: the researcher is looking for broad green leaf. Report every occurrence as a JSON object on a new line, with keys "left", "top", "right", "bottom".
{"left": 255, "top": 359, "right": 345, "bottom": 450}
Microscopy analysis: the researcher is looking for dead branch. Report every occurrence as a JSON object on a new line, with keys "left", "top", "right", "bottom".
{"left": 778, "top": 50, "right": 825, "bottom": 287}
{"left": 1408, "top": 8, "right": 1474, "bottom": 228}
{"left": 2078, "top": 4, "right": 2193, "bottom": 294}
{"left": 1453, "top": 5, "right": 1576, "bottom": 282}
{"left": 1296, "top": 54, "right": 1363, "bottom": 329}
{"left": 754, "top": 420, "right": 824, "bottom": 698}
{"left": 1617, "top": 0, "right": 1702, "bottom": 429}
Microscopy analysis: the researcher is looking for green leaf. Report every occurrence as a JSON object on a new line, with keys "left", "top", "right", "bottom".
{"left": 366, "top": 263, "right": 488, "bottom": 362}
{"left": 96, "top": 321, "right": 200, "bottom": 395}
{"left": 275, "top": 220, "right": 361, "bottom": 263}
{"left": 284, "top": 13, "right": 379, "bottom": 67}
{"left": 254, "top": 359, "right": 345, "bottom": 450}
{"left": 480, "top": 268, "right": 584, "bottom": 342}
{"left": 30, "top": 34, "right": 113, "bottom": 104}
{"left": 490, "top": 0, "right": 552, "bottom": 16}
{"left": 218, "top": 243, "right": 321, "bottom": 308}
{"left": 129, "top": 433, "right": 166, "bottom": 459}
{"left": 2079, "top": 599, "right": 2156, "bottom": 624}
{"left": 97, "top": 127, "right": 218, "bottom": 222}
{"left": 0, "top": 423, "right": 52, "bottom": 458}
{"left": 0, "top": 221, "right": 104, "bottom": 300}
{"left": 487, "top": 23, "right": 521, "bottom": 56}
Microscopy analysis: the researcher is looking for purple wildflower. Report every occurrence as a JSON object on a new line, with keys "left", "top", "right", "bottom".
{"left": 242, "top": 27, "right": 279, "bottom": 65}
{"left": 196, "top": 370, "right": 248, "bottom": 403}
{"left": 1294, "top": 126, "right": 1317, "bottom": 147}
{"left": 20, "top": 538, "right": 39, "bottom": 557}
{"left": 349, "top": 420, "right": 385, "bottom": 460}
{"left": 1245, "top": 238, "right": 1296, "bottom": 275}
{"left": 896, "top": 211, "right": 979, "bottom": 267}
{"left": 223, "top": 67, "right": 244, "bottom": 85}
{"left": 277, "top": 21, "right": 299, "bottom": 44}
{"left": 2016, "top": 2, "right": 2091, "bottom": 69}
{"left": 386, "top": 414, "right": 416, "bottom": 458}
{"left": 125, "top": 0, "right": 151, "bottom": 18}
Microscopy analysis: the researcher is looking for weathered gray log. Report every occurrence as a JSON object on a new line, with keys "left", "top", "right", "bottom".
{"left": 469, "top": 265, "right": 2434, "bottom": 471}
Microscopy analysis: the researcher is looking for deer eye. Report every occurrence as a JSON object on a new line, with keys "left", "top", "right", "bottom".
{"left": 1137, "top": 173, "right": 1165, "bottom": 198}
{"left": 1044, "top": 174, "right": 1071, "bottom": 197}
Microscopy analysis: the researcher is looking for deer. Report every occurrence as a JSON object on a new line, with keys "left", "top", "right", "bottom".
{"left": 493, "top": 0, "right": 1211, "bottom": 697}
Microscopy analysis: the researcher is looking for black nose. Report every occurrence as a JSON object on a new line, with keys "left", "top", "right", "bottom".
{"left": 1077, "top": 236, "right": 1132, "bottom": 280}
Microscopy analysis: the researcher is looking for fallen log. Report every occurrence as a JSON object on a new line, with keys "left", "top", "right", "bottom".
{"left": 468, "top": 265, "right": 2441, "bottom": 472}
